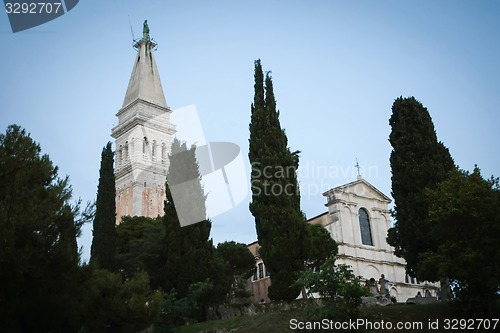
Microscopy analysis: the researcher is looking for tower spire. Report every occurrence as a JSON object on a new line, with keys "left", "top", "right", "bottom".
{"left": 112, "top": 21, "right": 175, "bottom": 224}
{"left": 122, "top": 20, "right": 167, "bottom": 109}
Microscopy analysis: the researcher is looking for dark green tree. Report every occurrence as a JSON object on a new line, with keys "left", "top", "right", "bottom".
{"left": 158, "top": 281, "right": 214, "bottom": 330}
{"left": 0, "top": 125, "right": 84, "bottom": 332}
{"left": 115, "top": 216, "right": 165, "bottom": 288}
{"left": 305, "top": 223, "right": 338, "bottom": 271}
{"left": 421, "top": 166, "right": 500, "bottom": 316}
{"left": 90, "top": 142, "right": 117, "bottom": 270}
{"left": 215, "top": 241, "right": 256, "bottom": 303}
{"left": 161, "top": 139, "right": 215, "bottom": 320}
{"left": 216, "top": 241, "right": 255, "bottom": 279}
{"left": 79, "top": 268, "right": 164, "bottom": 333}
{"left": 248, "top": 60, "right": 309, "bottom": 301}
{"left": 386, "top": 97, "right": 455, "bottom": 283}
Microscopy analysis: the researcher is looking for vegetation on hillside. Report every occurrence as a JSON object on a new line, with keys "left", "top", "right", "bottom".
{"left": 421, "top": 166, "right": 500, "bottom": 317}
{"left": 1, "top": 86, "right": 498, "bottom": 331}
{"left": 174, "top": 301, "right": 500, "bottom": 333}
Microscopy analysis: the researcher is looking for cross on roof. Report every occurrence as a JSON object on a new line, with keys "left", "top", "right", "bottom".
{"left": 355, "top": 158, "right": 361, "bottom": 177}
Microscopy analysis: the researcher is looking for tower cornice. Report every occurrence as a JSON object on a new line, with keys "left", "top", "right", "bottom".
{"left": 111, "top": 115, "right": 176, "bottom": 139}
{"left": 116, "top": 97, "right": 171, "bottom": 118}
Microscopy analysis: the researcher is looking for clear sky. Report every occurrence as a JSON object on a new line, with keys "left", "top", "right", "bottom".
{"left": 1, "top": 0, "right": 499, "bottom": 263}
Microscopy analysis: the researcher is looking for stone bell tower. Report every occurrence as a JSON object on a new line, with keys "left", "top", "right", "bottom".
{"left": 111, "top": 21, "right": 175, "bottom": 223}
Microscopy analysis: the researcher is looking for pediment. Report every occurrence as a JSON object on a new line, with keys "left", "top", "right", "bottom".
{"left": 323, "top": 178, "right": 391, "bottom": 203}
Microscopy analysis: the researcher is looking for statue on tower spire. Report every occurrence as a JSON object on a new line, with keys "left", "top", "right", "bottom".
{"left": 143, "top": 20, "right": 150, "bottom": 40}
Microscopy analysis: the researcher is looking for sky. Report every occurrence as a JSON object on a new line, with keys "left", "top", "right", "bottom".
{"left": 1, "top": 0, "right": 499, "bottom": 263}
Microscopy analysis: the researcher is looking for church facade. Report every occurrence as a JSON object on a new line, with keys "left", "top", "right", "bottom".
{"left": 111, "top": 31, "right": 175, "bottom": 223}
{"left": 249, "top": 177, "right": 439, "bottom": 303}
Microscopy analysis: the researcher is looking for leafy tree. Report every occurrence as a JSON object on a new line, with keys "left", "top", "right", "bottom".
{"left": 305, "top": 223, "right": 338, "bottom": 271}
{"left": 79, "top": 268, "right": 163, "bottom": 333}
{"left": 215, "top": 241, "right": 256, "bottom": 302}
{"left": 216, "top": 241, "right": 255, "bottom": 279}
{"left": 248, "top": 60, "right": 309, "bottom": 301}
{"left": 0, "top": 124, "right": 84, "bottom": 332}
{"left": 420, "top": 166, "right": 500, "bottom": 316}
{"left": 115, "top": 215, "right": 165, "bottom": 288}
{"left": 297, "top": 256, "right": 367, "bottom": 320}
{"left": 90, "top": 142, "right": 117, "bottom": 270}
{"left": 158, "top": 281, "right": 215, "bottom": 331}
{"left": 386, "top": 97, "right": 455, "bottom": 284}
{"left": 161, "top": 139, "right": 215, "bottom": 320}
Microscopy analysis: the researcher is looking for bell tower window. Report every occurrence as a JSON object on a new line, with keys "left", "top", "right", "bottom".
{"left": 143, "top": 137, "right": 148, "bottom": 155}
{"left": 123, "top": 141, "right": 129, "bottom": 161}
{"left": 152, "top": 140, "right": 157, "bottom": 159}
{"left": 161, "top": 143, "right": 167, "bottom": 164}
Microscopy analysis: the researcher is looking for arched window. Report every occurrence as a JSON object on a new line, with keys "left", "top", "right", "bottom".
{"left": 161, "top": 143, "right": 167, "bottom": 164}
{"left": 123, "top": 141, "right": 129, "bottom": 160}
{"left": 258, "top": 263, "right": 264, "bottom": 279}
{"left": 142, "top": 137, "right": 148, "bottom": 155}
{"left": 117, "top": 145, "right": 123, "bottom": 164}
{"left": 152, "top": 140, "right": 157, "bottom": 158}
{"left": 130, "top": 137, "right": 135, "bottom": 157}
{"left": 359, "top": 208, "right": 373, "bottom": 246}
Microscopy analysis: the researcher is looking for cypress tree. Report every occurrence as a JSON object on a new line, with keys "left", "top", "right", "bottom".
{"left": 249, "top": 60, "right": 309, "bottom": 302}
{"left": 90, "top": 142, "right": 117, "bottom": 270}
{"left": 386, "top": 97, "right": 455, "bottom": 281}
{"left": 161, "top": 139, "right": 214, "bottom": 299}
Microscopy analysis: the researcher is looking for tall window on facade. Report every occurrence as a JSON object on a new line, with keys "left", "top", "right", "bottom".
{"left": 258, "top": 263, "right": 264, "bottom": 279}
{"left": 359, "top": 208, "right": 374, "bottom": 246}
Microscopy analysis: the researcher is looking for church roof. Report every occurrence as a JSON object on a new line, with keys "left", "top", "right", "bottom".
{"left": 122, "top": 38, "right": 167, "bottom": 109}
{"left": 322, "top": 177, "right": 392, "bottom": 203}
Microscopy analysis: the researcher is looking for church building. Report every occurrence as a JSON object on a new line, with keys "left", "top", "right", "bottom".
{"left": 111, "top": 23, "right": 176, "bottom": 223}
{"left": 249, "top": 176, "right": 439, "bottom": 303}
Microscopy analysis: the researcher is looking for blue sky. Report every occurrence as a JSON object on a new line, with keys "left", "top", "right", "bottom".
{"left": 1, "top": 0, "right": 499, "bottom": 262}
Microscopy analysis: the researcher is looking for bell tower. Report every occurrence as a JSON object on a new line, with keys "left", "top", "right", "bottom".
{"left": 111, "top": 21, "right": 175, "bottom": 223}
